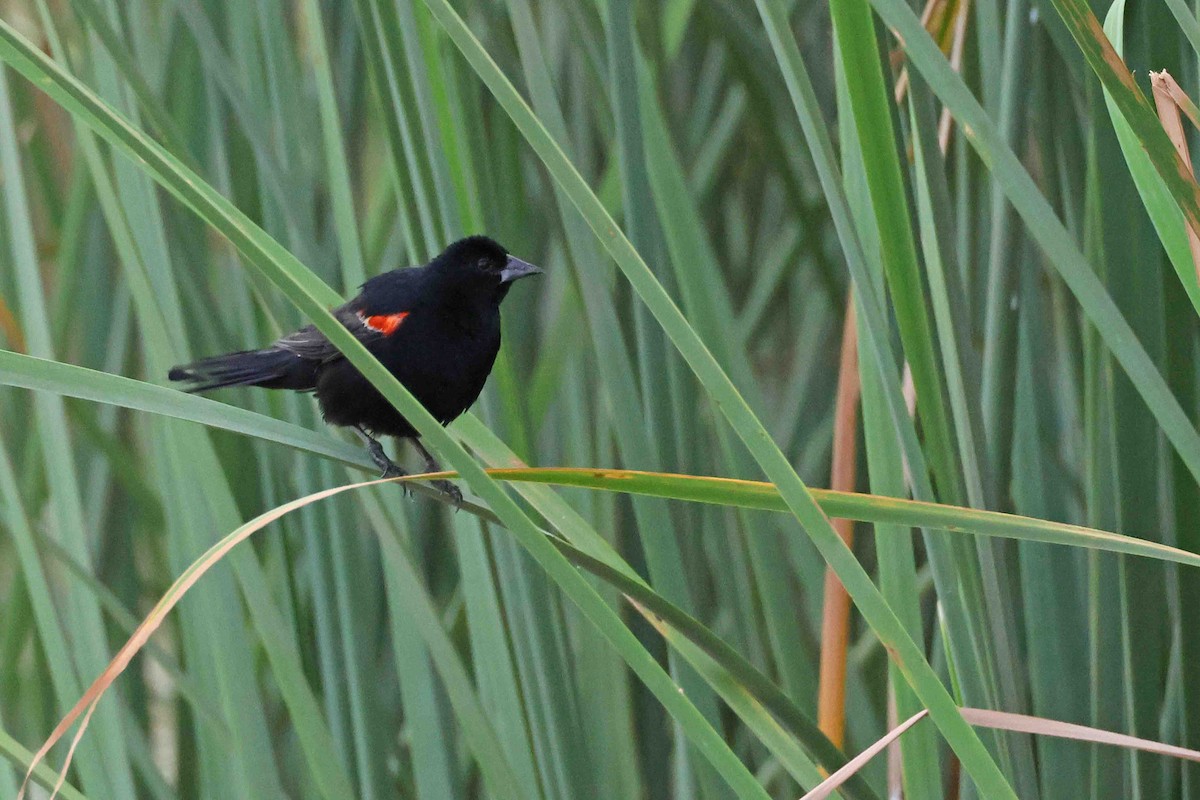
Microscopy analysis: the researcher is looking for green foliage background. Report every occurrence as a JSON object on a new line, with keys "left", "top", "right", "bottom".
{"left": 1, "top": 0, "right": 1199, "bottom": 797}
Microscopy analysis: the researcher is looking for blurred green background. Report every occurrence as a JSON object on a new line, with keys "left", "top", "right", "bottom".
{"left": 2, "top": 0, "right": 1200, "bottom": 797}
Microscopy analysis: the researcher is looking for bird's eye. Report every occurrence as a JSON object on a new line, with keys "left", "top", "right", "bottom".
{"left": 477, "top": 257, "right": 491, "bottom": 271}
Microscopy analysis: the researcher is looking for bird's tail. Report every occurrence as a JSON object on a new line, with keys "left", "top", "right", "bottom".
{"left": 168, "top": 347, "right": 312, "bottom": 393}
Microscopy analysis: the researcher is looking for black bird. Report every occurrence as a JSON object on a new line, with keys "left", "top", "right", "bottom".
{"left": 169, "top": 236, "right": 542, "bottom": 502}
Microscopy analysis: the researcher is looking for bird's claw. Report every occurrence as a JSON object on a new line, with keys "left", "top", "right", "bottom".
{"left": 432, "top": 480, "right": 463, "bottom": 508}
{"left": 379, "top": 464, "right": 411, "bottom": 495}
{"left": 362, "top": 432, "right": 409, "bottom": 494}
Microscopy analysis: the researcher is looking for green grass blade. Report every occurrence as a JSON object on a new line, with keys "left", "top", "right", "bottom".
{"left": 0, "top": 350, "right": 370, "bottom": 469}
{"left": 1100, "top": 0, "right": 1200, "bottom": 316}
{"left": 408, "top": 4, "right": 1017, "bottom": 794}
{"left": 861, "top": 0, "right": 1200, "bottom": 486}
{"left": 0, "top": 725, "right": 88, "bottom": 800}
{"left": 827, "top": 0, "right": 962, "bottom": 505}
{"left": 0, "top": 20, "right": 772, "bottom": 798}
{"left": 0, "top": 61, "right": 136, "bottom": 799}
{"left": 1045, "top": 0, "right": 1200, "bottom": 238}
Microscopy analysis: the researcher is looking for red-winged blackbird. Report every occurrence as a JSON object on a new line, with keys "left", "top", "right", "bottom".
{"left": 169, "top": 236, "right": 541, "bottom": 502}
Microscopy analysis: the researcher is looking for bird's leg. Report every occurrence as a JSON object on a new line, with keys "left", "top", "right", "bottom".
{"left": 355, "top": 426, "right": 407, "bottom": 484}
{"left": 410, "top": 439, "right": 463, "bottom": 507}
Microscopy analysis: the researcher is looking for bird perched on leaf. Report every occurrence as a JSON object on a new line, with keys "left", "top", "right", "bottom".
{"left": 169, "top": 236, "right": 542, "bottom": 503}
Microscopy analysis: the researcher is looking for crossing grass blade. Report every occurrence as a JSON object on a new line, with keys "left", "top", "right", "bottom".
{"left": 0, "top": 18, "right": 773, "bottom": 800}
{"left": 4, "top": 1, "right": 1200, "bottom": 798}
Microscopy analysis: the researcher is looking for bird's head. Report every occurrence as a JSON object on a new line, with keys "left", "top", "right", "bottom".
{"left": 434, "top": 235, "right": 542, "bottom": 302}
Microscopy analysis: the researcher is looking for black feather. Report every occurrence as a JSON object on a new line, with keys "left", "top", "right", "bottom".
{"left": 168, "top": 235, "right": 540, "bottom": 441}
{"left": 169, "top": 348, "right": 312, "bottom": 393}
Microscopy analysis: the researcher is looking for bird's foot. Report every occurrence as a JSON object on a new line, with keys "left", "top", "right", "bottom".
{"left": 358, "top": 427, "right": 409, "bottom": 494}
{"left": 431, "top": 479, "right": 463, "bottom": 508}
{"left": 379, "top": 462, "right": 407, "bottom": 479}
{"left": 375, "top": 459, "right": 410, "bottom": 496}
{"left": 377, "top": 461, "right": 411, "bottom": 497}
{"left": 411, "top": 439, "right": 463, "bottom": 508}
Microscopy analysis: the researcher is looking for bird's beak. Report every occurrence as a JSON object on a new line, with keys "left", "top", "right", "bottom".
{"left": 500, "top": 255, "right": 543, "bottom": 284}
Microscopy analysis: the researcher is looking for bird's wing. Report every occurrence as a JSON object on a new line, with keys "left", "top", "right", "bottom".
{"left": 272, "top": 302, "right": 372, "bottom": 362}
{"left": 274, "top": 277, "right": 417, "bottom": 363}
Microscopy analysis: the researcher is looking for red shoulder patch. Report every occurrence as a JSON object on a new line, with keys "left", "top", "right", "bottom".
{"left": 359, "top": 311, "right": 410, "bottom": 335}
